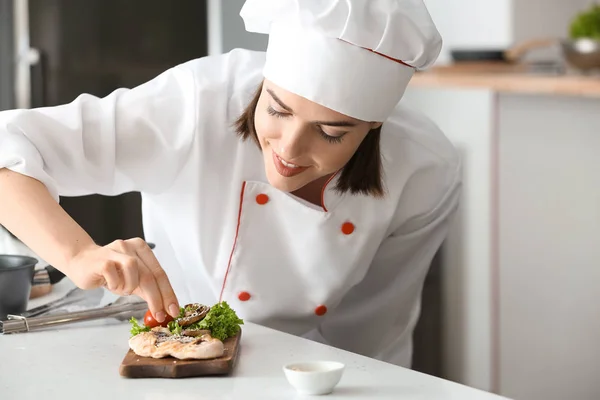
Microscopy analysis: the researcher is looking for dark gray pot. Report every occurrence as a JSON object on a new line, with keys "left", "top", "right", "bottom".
{"left": 0, "top": 255, "right": 37, "bottom": 320}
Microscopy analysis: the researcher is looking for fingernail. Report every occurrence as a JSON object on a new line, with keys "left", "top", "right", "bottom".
{"left": 155, "top": 311, "right": 166, "bottom": 323}
{"left": 169, "top": 304, "right": 180, "bottom": 317}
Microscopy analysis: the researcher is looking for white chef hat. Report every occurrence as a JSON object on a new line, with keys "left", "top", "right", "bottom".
{"left": 240, "top": 0, "right": 442, "bottom": 122}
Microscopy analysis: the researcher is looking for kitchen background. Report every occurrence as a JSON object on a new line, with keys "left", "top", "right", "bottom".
{"left": 1, "top": 1, "right": 599, "bottom": 399}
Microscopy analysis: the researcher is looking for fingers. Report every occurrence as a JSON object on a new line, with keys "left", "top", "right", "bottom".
{"left": 109, "top": 251, "right": 165, "bottom": 321}
{"left": 101, "top": 261, "right": 121, "bottom": 291}
{"left": 104, "top": 238, "right": 178, "bottom": 323}
{"left": 136, "top": 266, "right": 167, "bottom": 322}
{"left": 109, "top": 253, "right": 140, "bottom": 296}
{"left": 133, "top": 240, "right": 180, "bottom": 318}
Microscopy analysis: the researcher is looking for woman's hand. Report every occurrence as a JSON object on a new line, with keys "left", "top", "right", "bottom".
{"left": 0, "top": 170, "right": 179, "bottom": 321}
{"left": 66, "top": 238, "right": 180, "bottom": 322}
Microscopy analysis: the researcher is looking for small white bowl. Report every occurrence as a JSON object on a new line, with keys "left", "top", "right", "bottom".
{"left": 283, "top": 361, "right": 345, "bottom": 395}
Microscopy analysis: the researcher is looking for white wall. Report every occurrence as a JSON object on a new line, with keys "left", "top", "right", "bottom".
{"left": 423, "top": 0, "right": 513, "bottom": 64}
{"left": 512, "top": 0, "right": 592, "bottom": 43}
{"left": 207, "top": 0, "right": 267, "bottom": 55}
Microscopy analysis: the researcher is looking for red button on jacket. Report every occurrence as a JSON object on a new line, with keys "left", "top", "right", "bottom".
{"left": 256, "top": 194, "right": 269, "bottom": 205}
{"left": 315, "top": 305, "right": 328, "bottom": 316}
{"left": 238, "top": 291, "right": 251, "bottom": 301}
{"left": 341, "top": 222, "right": 355, "bottom": 235}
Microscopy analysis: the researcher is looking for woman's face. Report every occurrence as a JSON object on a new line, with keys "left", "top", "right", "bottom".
{"left": 254, "top": 80, "right": 381, "bottom": 193}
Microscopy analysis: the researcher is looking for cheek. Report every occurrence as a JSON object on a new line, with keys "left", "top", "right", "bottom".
{"left": 314, "top": 136, "right": 364, "bottom": 169}
{"left": 254, "top": 112, "right": 279, "bottom": 143}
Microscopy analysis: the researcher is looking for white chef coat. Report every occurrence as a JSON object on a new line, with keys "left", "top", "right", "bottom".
{"left": 0, "top": 49, "right": 461, "bottom": 367}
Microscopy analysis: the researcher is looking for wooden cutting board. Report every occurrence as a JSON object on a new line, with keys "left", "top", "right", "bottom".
{"left": 119, "top": 330, "right": 242, "bottom": 378}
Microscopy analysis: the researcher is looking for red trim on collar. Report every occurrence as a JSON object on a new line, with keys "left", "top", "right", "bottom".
{"left": 320, "top": 171, "right": 340, "bottom": 212}
{"left": 339, "top": 39, "right": 415, "bottom": 68}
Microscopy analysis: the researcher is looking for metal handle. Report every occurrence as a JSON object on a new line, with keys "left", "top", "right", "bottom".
{"left": 504, "top": 37, "right": 558, "bottom": 63}
{"left": 0, "top": 301, "right": 148, "bottom": 334}
{"left": 21, "top": 287, "right": 85, "bottom": 318}
{"left": 30, "top": 47, "right": 46, "bottom": 108}
{"left": 13, "top": 0, "right": 40, "bottom": 109}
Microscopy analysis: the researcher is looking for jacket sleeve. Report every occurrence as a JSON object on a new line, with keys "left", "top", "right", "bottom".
{"left": 304, "top": 159, "right": 462, "bottom": 368}
{"left": 0, "top": 62, "right": 198, "bottom": 201}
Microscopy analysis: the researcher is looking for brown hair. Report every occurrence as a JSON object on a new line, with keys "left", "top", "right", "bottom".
{"left": 234, "top": 83, "right": 384, "bottom": 197}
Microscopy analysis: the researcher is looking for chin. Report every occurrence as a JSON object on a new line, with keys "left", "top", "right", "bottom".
{"left": 265, "top": 169, "right": 308, "bottom": 193}
{"left": 261, "top": 146, "right": 313, "bottom": 192}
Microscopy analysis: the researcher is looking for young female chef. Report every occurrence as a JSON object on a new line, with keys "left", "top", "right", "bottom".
{"left": 0, "top": 0, "right": 460, "bottom": 367}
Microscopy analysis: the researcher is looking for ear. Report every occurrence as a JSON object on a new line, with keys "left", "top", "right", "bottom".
{"left": 370, "top": 122, "right": 383, "bottom": 129}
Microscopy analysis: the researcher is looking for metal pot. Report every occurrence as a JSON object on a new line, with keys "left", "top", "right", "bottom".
{"left": 561, "top": 38, "right": 600, "bottom": 71}
{"left": 0, "top": 255, "right": 37, "bottom": 320}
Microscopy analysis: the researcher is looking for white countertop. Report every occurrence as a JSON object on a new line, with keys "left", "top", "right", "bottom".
{"left": 0, "top": 282, "right": 511, "bottom": 399}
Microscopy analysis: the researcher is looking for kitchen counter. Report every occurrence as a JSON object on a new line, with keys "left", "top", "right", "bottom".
{"left": 0, "top": 281, "right": 511, "bottom": 400}
{"left": 409, "top": 63, "right": 600, "bottom": 98}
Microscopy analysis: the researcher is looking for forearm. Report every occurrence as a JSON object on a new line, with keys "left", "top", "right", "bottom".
{"left": 0, "top": 168, "right": 96, "bottom": 272}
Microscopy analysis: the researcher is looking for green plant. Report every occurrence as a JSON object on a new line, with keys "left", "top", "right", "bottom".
{"left": 569, "top": 4, "right": 600, "bottom": 39}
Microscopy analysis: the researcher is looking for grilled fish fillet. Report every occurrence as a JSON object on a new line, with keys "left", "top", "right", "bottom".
{"left": 129, "top": 327, "right": 224, "bottom": 360}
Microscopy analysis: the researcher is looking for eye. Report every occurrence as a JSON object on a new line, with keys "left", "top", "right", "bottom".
{"left": 266, "top": 106, "right": 290, "bottom": 118}
{"left": 317, "top": 126, "right": 344, "bottom": 144}
{"left": 268, "top": 106, "right": 344, "bottom": 144}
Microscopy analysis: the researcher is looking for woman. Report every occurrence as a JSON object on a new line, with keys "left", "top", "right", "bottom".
{"left": 0, "top": 0, "right": 460, "bottom": 367}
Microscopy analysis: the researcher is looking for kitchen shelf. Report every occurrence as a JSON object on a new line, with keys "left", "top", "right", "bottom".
{"left": 410, "top": 63, "right": 600, "bottom": 98}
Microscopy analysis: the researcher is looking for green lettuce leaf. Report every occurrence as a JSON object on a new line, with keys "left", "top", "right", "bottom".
{"left": 167, "top": 319, "right": 183, "bottom": 335}
{"left": 196, "top": 301, "right": 244, "bottom": 341}
{"left": 129, "top": 317, "right": 150, "bottom": 337}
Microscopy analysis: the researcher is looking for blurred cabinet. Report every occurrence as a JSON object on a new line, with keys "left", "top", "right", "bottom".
{"left": 403, "top": 85, "right": 600, "bottom": 399}
{"left": 497, "top": 94, "right": 600, "bottom": 400}
{"left": 402, "top": 87, "right": 496, "bottom": 392}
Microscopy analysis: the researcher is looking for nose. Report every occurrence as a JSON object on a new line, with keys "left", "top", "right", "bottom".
{"left": 279, "top": 123, "right": 310, "bottom": 160}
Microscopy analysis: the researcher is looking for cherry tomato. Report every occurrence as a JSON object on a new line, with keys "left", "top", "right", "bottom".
{"left": 143, "top": 310, "right": 173, "bottom": 328}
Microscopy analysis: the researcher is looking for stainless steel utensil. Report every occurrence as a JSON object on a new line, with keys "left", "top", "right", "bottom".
{"left": 0, "top": 301, "right": 148, "bottom": 334}
{"left": 21, "top": 286, "right": 104, "bottom": 318}
{"left": 561, "top": 38, "right": 600, "bottom": 71}
{"left": 501, "top": 37, "right": 600, "bottom": 72}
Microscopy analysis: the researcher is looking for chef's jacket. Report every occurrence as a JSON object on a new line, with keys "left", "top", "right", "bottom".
{"left": 0, "top": 49, "right": 461, "bottom": 367}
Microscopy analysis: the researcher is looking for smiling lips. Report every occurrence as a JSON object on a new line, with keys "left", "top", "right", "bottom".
{"left": 272, "top": 150, "right": 309, "bottom": 177}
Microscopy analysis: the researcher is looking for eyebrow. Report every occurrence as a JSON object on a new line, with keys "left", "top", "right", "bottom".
{"left": 266, "top": 89, "right": 358, "bottom": 128}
